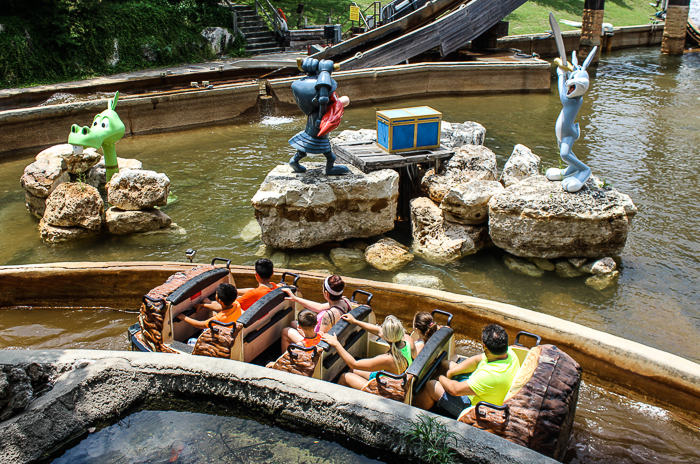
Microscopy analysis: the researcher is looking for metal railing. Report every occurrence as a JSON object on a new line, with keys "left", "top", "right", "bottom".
{"left": 380, "top": 0, "right": 430, "bottom": 24}
{"left": 226, "top": 0, "right": 286, "bottom": 45}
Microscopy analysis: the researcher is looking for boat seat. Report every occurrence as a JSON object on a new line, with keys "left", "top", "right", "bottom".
{"left": 361, "top": 325, "right": 454, "bottom": 404}
{"left": 458, "top": 344, "right": 582, "bottom": 461}
{"left": 170, "top": 339, "right": 194, "bottom": 355}
{"left": 138, "top": 263, "right": 233, "bottom": 353}
{"left": 270, "top": 304, "right": 374, "bottom": 380}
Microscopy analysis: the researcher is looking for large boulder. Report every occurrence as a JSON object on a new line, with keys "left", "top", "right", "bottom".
{"left": 106, "top": 170, "right": 170, "bottom": 211}
{"left": 440, "top": 121, "right": 486, "bottom": 148}
{"left": 39, "top": 219, "right": 100, "bottom": 243}
{"left": 35, "top": 144, "right": 101, "bottom": 175}
{"left": 201, "top": 27, "right": 234, "bottom": 55}
{"left": 329, "top": 248, "right": 367, "bottom": 273}
{"left": 20, "top": 157, "right": 69, "bottom": 198}
{"left": 488, "top": 176, "right": 637, "bottom": 259}
{"left": 440, "top": 180, "right": 504, "bottom": 225}
{"left": 364, "top": 238, "right": 414, "bottom": 272}
{"left": 421, "top": 145, "right": 498, "bottom": 202}
{"left": 411, "top": 197, "right": 490, "bottom": 262}
{"left": 499, "top": 144, "right": 541, "bottom": 187}
{"left": 24, "top": 192, "right": 47, "bottom": 219}
{"left": 87, "top": 157, "right": 143, "bottom": 187}
{"left": 252, "top": 164, "right": 398, "bottom": 249}
{"left": 105, "top": 207, "right": 172, "bottom": 234}
{"left": 42, "top": 183, "right": 104, "bottom": 231}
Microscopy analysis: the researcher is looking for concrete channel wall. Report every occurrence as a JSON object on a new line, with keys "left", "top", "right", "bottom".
{"left": 0, "top": 350, "right": 552, "bottom": 464}
{"left": 2, "top": 262, "right": 700, "bottom": 425}
{"left": 0, "top": 61, "right": 549, "bottom": 158}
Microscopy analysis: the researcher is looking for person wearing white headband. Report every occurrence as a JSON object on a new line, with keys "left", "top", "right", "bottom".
{"left": 280, "top": 274, "right": 352, "bottom": 352}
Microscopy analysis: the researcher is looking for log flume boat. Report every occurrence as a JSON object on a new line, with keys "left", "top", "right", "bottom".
{"left": 2, "top": 261, "right": 700, "bottom": 461}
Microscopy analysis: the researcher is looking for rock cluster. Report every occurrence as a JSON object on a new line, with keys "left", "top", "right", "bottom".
{"left": 252, "top": 163, "right": 398, "bottom": 249}
{"left": 20, "top": 144, "right": 174, "bottom": 242}
{"left": 501, "top": 254, "right": 620, "bottom": 290}
{"left": 0, "top": 363, "right": 53, "bottom": 421}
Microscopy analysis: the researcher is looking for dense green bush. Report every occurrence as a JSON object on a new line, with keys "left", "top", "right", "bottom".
{"left": 0, "top": 0, "right": 244, "bottom": 88}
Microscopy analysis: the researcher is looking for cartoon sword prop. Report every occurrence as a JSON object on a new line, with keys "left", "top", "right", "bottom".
{"left": 549, "top": 12, "right": 574, "bottom": 72}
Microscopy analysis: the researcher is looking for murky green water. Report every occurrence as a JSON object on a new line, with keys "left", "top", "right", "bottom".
{"left": 2, "top": 47, "right": 700, "bottom": 463}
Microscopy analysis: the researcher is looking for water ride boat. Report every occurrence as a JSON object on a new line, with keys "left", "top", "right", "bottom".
{"left": 126, "top": 259, "right": 580, "bottom": 460}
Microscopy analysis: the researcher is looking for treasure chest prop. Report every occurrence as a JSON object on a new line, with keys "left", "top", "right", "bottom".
{"left": 376, "top": 106, "right": 442, "bottom": 153}
{"left": 458, "top": 334, "right": 581, "bottom": 461}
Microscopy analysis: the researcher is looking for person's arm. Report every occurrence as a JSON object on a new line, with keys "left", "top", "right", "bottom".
{"left": 194, "top": 301, "right": 221, "bottom": 312}
{"left": 175, "top": 313, "right": 213, "bottom": 331}
{"left": 321, "top": 334, "right": 394, "bottom": 372}
{"left": 341, "top": 314, "right": 381, "bottom": 337}
{"left": 439, "top": 375, "right": 476, "bottom": 397}
{"left": 281, "top": 287, "right": 330, "bottom": 313}
{"left": 446, "top": 353, "right": 483, "bottom": 378}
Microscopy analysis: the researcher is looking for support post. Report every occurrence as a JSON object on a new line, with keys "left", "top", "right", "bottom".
{"left": 579, "top": 0, "right": 605, "bottom": 65}
{"left": 662, "top": 0, "right": 690, "bottom": 55}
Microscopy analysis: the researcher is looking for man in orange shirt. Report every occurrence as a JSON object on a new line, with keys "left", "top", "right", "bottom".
{"left": 176, "top": 283, "right": 242, "bottom": 328}
{"left": 237, "top": 258, "right": 278, "bottom": 311}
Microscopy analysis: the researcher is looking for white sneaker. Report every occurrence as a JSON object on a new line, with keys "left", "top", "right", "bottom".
{"left": 546, "top": 168, "right": 564, "bottom": 181}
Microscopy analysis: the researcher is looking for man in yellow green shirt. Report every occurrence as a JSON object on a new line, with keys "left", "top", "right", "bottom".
{"left": 414, "top": 324, "right": 520, "bottom": 417}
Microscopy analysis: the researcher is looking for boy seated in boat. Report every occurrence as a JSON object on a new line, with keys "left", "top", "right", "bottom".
{"left": 236, "top": 258, "right": 278, "bottom": 311}
{"left": 175, "top": 283, "right": 242, "bottom": 329}
{"left": 297, "top": 309, "right": 322, "bottom": 347}
{"left": 414, "top": 324, "right": 520, "bottom": 417}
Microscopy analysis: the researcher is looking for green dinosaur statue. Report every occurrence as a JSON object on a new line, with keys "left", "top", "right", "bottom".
{"left": 68, "top": 91, "right": 126, "bottom": 182}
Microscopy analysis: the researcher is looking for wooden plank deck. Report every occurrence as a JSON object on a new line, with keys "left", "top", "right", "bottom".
{"left": 332, "top": 139, "right": 455, "bottom": 172}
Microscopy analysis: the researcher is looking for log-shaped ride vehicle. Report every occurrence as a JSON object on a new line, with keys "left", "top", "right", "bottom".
{"left": 127, "top": 262, "right": 581, "bottom": 461}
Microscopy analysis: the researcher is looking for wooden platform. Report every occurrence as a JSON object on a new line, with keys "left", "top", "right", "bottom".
{"left": 332, "top": 139, "right": 455, "bottom": 173}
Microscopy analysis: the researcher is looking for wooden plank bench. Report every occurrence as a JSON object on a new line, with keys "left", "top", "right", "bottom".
{"left": 331, "top": 139, "right": 455, "bottom": 173}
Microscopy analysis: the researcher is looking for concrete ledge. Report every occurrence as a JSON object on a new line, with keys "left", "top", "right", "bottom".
{"left": 0, "top": 350, "right": 553, "bottom": 464}
{"left": 1, "top": 262, "right": 700, "bottom": 424}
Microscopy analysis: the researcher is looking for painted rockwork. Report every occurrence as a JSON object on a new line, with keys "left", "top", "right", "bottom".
{"left": 0, "top": 350, "right": 554, "bottom": 464}
{"left": 1, "top": 262, "right": 699, "bottom": 425}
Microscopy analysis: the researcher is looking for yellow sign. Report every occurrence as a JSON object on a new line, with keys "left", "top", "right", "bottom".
{"left": 349, "top": 5, "right": 360, "bottom": 22}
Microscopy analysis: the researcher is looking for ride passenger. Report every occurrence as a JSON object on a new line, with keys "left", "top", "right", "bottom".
{"left": 414, "top": 324, "right": 520, "bottom": 417}
{"left": 412, "top": 312, "right": 438, "bottom": 354}
{"left": 321, "top": 315, "right": 416, "bottom": 390}
{"left": 236, "top": 258, "right": 278, "bottom": 311}
{"left": 175, "top": 283, "right": 242, "bottom": 329}
{"left": 280, "top": 275, "right": 352, "bottom": 351}
{"left": 297, "top": 309, "right": 322, "bottom": 347}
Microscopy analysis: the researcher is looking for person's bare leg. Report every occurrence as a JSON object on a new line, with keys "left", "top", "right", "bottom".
{"left": 340, "top": 372, "right": 372, "bottom": 390}
{"left": 281, "top": 326, "right": 304, "bottom": 352}
{"left": 413, "top": 380, "right": 444, "bottom": 410}
{"left": 352, "top": 369, "right": 372, "bottom": 379}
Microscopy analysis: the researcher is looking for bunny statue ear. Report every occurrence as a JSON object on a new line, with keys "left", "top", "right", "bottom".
{"left": 582, "top": 46, "right": 598, "bottom": 70}
{"left": 571, "top": 50, "right": 579, "bottom": 68}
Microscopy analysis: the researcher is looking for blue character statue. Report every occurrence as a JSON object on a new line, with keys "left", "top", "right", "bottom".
{"left": 546, "top": 47, "right": 598, "bottom": 193}
{"left": 288, "top": 58, "right": 350, "bottom": 176}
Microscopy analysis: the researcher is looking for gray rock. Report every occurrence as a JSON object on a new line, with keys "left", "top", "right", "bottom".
{"left": 0, "top": 368, "right": 32, "bottom": 421}
{"left": 568, "top": 258, "right": 588, "bottom": 268}
{"left": 36, "top": 144, "right": 101, "bottom": 175}
{"left": 488, "top": 176, "right": 638, "bottom": 259}
{"left": 421, "top": 145, "right": 498, "bottom": 202}
{"left": 270, "top": 251, "right": 290, "bottom": 269}
{"left": 252, "top": 164, "right": 398, "bottom": 249}
{"left": 20, "top": 157, "right": 69, "bottom": 198}
{"left": 392, "top": 273, "right": 443, "bottom": 290}
{"left": 344, "top": 240, "right": 370, "bottom": 252}
{"left": 43, "top": 183, "right": 104, "bottom": 230}
{"left": 105, "top": 207, "right": 172, "bottom": 234}
{"left": 585, "top": 271, "right": 619, "bottom": 291}
{"left": 499, "top": 144, "right": 541, "bottom": 187}
{"left": 440, "top": 121, "right": 486, "bottom": 148}
{"left": 106, "top": 170, "right": 170, "bottom": 211}
{"left": 24, "top": 192, "right": 46, "bottom": 219}
{"left": 87, "top": 157, "right": 143, "bottom": 187}
{"left": 39, "top": 219, "right": 100, "bottom": 243}
{"left": 201, "top": 27, "right": 235, "bottom": 55}
{"left": 288, "top": 252, "right": 334, "bottom": 271}
{"left": 329, "top": 248, "right": 367, "bottom": 273}
{"left": 240, "top": 219, "right": 262, "bottom": 242}
{"left": 581, "top": 257, "right": 617, "bottom": 274}
{"left": 411, "top": 197, "right": 490, "bottom": 262}
{"left": 441, "top": 180, "right": 504, "bottom": 225}
{"left": 364, "top": 238, "right": 414, "bottom": 272}
{"left": 529, "top": 258, "right": 555, "bottom": 271}
{"left": 504, "top": 255, "right": 545, "bottom": 277}
{"left": 331, "top": 129, "right": 377, "bottom": 143}
{"left": 555, "top": 260, "right": 585, "bottom": 278}
{"left": 255, "top": 245, "right": 273, "bottom": 258}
